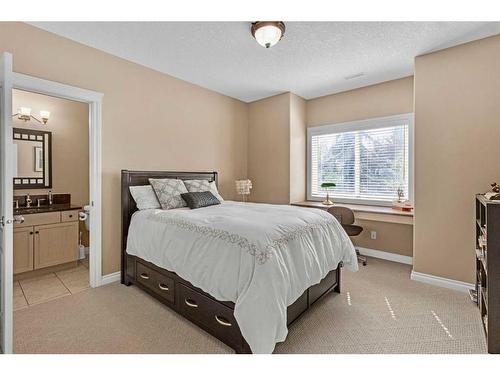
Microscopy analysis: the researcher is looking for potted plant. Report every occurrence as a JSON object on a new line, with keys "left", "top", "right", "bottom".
{"left": 320, "top": 182, "right": 336, "bottom": 205}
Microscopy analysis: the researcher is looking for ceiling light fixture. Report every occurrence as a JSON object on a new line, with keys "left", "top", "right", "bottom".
{"left": 251, "top": 21, "right": 285, "bottom": 49}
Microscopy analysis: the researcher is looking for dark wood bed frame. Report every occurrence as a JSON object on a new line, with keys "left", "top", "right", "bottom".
{"left": 121, "top": 170, "right": 342, "bottom": 353}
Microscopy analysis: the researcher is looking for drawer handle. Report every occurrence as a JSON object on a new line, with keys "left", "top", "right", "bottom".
{"left": 69, "top": 215, "right": 73, "bottom": 218}
{"left": 215, "top": 315, "right": 232, "bottom": 327}
{"left": 158, "top": 283, "right": 169, "bottom": 291}
{"left": 184, "top": 298, "right": 198, "bottom": 308}
{"left": 139, "top": 273, "right": 150, "bottom": 280}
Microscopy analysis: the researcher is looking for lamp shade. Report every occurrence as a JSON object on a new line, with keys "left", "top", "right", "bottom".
{"left": 235, "top": 179, "right": 253, "bottom": 195}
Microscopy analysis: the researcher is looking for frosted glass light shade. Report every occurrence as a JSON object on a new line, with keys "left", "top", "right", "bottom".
{"left": 19, "top": 107, "right": 31, "bottom": 116}
{"left": 40, "top": 110, "right": 50, "bottom": 123}
{"left": 251, "top": 22, "right": 285, "bottom": 49}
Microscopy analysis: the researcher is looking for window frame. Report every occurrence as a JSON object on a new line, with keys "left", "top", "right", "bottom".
{"left": 307, "top": 113, "right": 414, "bottom": 207}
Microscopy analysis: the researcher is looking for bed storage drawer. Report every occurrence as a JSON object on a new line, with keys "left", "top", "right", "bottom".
{"left": 179, "top": 284, "right": 242, "bottom": 347}
{"left": 309, "top": 269, "right": 338, "bottom": 305}
{"left": 136, "top": 262, "right": 175, "bottom": 303}
{"left": 287, "top": 291, "right": 308, "bottom": 325}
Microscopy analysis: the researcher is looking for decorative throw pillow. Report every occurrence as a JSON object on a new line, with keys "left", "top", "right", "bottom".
{"left": 184, "top": 179, "right": 211, "bottom": 192}
{"left": 183, "top": 179, "right": 224, "bottom": 202}
{"left": 181, "top": 191, "right": 221, "bottom": 209}
{"left": 129, "top": 185, "right": 161, "bottom": 210}
{"left": 149, "top": 178, "right": 188, "bottom": 210}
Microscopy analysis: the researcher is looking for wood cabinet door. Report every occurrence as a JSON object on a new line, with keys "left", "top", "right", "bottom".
{"left": 13, "top": 226, "right": 34, "bottom": 274}
{"left": 34, "top": 222, "right": 79, "bottom": 269}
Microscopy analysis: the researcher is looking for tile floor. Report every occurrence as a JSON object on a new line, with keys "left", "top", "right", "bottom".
{"left": 14, "top": 258, "right": 90, "bottom": 310}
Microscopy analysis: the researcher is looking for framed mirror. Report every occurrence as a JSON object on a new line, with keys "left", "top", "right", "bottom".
{"left": 13, "top": 128, "right": 52, "bottom": 189}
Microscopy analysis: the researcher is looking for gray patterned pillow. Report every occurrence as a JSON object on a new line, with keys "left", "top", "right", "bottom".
{"left": 149, "top": 178, "right": 188, "bottom": 210}
{"left": 181, "top": 191, "right": 220, "bottom": 209}
{"left": 129, "top": 185, "right": 161, "bottom": 210}
{"left": 184, "top": 179, "right": 224, "bottom": 202}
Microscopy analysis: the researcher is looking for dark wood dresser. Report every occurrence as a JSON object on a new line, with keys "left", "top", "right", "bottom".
{"left": 474, "top": 194, "right": 500, "bottom": 353}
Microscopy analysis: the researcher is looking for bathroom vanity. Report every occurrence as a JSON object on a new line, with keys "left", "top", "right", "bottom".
{"left": 13, "top": 194, "right": 82, "bottom": 276}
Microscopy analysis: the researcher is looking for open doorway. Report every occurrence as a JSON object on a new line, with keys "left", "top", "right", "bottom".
{"left": 12, "top": 89, "right": 91, "bottom": 310}
{"left": 0, "top": 53, "right": 102, "bottom": 353}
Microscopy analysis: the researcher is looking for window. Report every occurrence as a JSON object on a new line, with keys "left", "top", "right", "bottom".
{"left": 307, "top": 113, "right": 413, "bottom": 206}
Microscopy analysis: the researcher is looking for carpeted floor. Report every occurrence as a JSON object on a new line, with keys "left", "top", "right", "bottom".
{"left": 14, "top": 258, "right": 486, "bottom": 354}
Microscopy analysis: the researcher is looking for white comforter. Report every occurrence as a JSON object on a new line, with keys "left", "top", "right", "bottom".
{"left": 126, "top": 201, "right": 358, "bottom": 353}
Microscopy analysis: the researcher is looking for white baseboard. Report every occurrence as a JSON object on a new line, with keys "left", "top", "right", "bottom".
{"left": 410, "top": 271, "right": 474, "bottom": 293}
{"left": 100, "top": 271, "right": 121, "bottom": 286}
{"left": 356, "top": 246, "right": 413, "bottom": 265}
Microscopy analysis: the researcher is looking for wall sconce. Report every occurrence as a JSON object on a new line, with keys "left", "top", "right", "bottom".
{"left": 13, "top": 107, "right": 50, "bottom": 124}
{"left": 39, "top": 110, "right": 50, "bottom": 124}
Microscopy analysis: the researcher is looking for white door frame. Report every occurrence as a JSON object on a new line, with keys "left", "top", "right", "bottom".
{"left": 12, "top": 73, "right": 103, "bottom": 289}
{"left": 0, "top": 52, "right": 14, "bottom": 354}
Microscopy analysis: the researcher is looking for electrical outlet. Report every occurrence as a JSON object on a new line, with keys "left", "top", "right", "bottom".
{"left": 370, "top": 231, "right": 377, "bottom": 240}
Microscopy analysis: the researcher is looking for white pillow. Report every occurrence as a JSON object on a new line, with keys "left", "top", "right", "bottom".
{"left": 129, "top": 185, "right": 161, "bottom": 210}
{"left": 209, "top": 181, "right": 224, "bottom": 202}
{"left": 149, "top": 178, "right": 188, "bottom": 210}
{"left": 183, "top": 179, "right": 224, "bottom": 202}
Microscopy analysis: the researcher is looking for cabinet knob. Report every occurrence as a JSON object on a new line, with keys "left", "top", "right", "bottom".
{"left": 69, "top": 215, "right": 73, "bottom": 218}
{"left": 35, "top": 231, "right": 39, "bottom": 234}
{"left": 29, "top": 231, "right": 33, "bottom": 235}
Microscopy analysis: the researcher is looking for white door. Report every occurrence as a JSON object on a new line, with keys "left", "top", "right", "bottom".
{"left": 0, "top": 52, "right": 14, "bottom": 354}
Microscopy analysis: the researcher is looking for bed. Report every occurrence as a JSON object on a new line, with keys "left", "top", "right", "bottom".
{"left": 121, "top": 170, "right": 358, "bottom": 353}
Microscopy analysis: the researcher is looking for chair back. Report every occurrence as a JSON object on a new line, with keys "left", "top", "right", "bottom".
{"left": 327, "top": 206, "right": 355, "bottom": 225}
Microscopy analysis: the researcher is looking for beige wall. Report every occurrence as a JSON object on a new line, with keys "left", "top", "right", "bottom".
{"left": 0, "top": 22, "right": 248, "bottom": 274}
{"left": 12, "top": 89, "right": 89, "bottom": 206}
{"left": 353, "top": 219, "right": 413, "bottom": 257}
{"left": 413, "top": 34, "right": 500, "bottom": 283}
{"left": 247, "top": 93, "right": 291, "bottom": 204}
{"left": 289, "top": 93, "right": 307, "bottom": 203}
{"left": 307, "top": 76, "right": 414, "bottom": 127}
{"left": 306, "top": 77, "right": 415, "bottom": 257}
{"left": 247, "top": 92, "right": 307, "bottom": 204}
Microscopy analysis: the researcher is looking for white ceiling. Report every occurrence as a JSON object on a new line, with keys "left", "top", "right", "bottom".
{"left": 30, "top": 22, "right": 500, "bottom": 102}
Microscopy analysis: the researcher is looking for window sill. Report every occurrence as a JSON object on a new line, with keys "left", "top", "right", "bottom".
{"left": 291, "top": 201, "right": 413, "bottom": 225}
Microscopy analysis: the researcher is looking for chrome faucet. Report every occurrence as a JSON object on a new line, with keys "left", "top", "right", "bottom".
{"left": 25, "top": 193, "right": 32, "bottom": 208}
{"left": 48, "top": 190, "right": 53, "bottom": 205}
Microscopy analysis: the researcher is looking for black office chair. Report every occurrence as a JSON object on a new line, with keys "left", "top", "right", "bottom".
{"left": 327, "top": 206, "right": 367, "bottom": 266}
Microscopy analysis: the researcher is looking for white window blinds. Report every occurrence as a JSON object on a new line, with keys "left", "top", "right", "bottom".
{"left": 309, "top": 115, "right": 412, "bottom": 204}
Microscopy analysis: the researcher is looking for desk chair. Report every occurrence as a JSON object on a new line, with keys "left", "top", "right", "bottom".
{"left": 327, "top": 206, "right": 367, "bottom": 266}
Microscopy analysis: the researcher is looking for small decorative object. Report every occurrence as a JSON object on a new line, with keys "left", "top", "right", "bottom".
{"left": 396, "top": 187, "right": 405, "bottom": 202}
{"left": 392, "top": 187, "right": 413, "bottom": 211}
{"left": 391, "top": 200, "right": 413, "bottom": 212}
{"left": 320, "top": 182, "right": 336, "bottom": 205}
{"left": 235, "top": 179, "right": 252, "bottom": 202}
{"left": 485, "top": 182, "right": 500, "bottom": 200}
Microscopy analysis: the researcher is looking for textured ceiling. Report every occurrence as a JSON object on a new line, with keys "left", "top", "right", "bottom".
{"left": 30, "top": 22, "right": 500, "bottom": 102}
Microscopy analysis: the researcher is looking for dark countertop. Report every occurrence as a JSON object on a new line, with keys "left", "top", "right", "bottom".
{"left": 14, "top": 204, "right": 83, "bottom": 215}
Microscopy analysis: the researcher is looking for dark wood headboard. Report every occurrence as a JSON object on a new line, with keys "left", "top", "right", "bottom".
{"left": 121, "top": 170, "right": 218, "bottom": 281}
